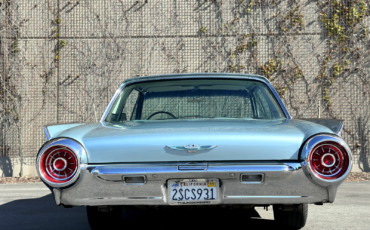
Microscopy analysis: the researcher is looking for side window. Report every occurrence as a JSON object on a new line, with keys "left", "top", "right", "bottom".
{"left": 122, "top": 90, "right": 139, "bottom": 121}
{"left": 242, "top": 94, "right": 254, "bottom": 118}
{"left": 253, "top": 88, "right": 273, "bottom": 119}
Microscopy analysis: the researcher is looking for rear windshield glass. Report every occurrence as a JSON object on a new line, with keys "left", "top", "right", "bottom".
{"left": 105, "top": 79, "right": 286, "bottom": 122}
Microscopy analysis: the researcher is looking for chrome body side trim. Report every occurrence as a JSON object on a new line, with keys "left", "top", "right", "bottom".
{"left": 300, "top": 135, "right": 352, "bottom": 201}
{"left": 100, "top": 74, "right": 292, "bottom": 123}
{"left": 53, "top": 161, "right": 345, "bottom": 206}
{"left": 225, "top": 195, "right": 305, "bottom": 199}
{"left": 43, "top": 127, "right": 51, "bottom": 141}
{"left": 336, "top": 121, "right": 344, "bottom": 136}
{"left": 36, "top": 138, "right": 88, "bottom": 188}
{"left": 93, "top": 197, "right": 163, "bottom": 200}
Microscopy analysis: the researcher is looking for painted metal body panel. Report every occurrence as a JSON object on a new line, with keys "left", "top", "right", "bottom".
{"left": 300, "top": 118, "right": 344, "bottom": 135}
{"left": 54, "top": 119, "right": 335, "bottom": 163}
{"left": 45, "top": 123, "right": 84, "bottom": 139}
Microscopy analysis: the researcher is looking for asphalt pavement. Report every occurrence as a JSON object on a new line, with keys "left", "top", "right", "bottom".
{"left": 0, "top": 181, "right": 369, "bottom": 229}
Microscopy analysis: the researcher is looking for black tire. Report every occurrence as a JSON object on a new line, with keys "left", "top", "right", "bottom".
{"left": 273, "top": 204, "right": 308, "bottom": 229}
{"left": 86, "top": 206, "right": 123, "bottom": 230}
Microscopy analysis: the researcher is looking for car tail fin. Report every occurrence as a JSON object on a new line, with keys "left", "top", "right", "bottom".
{"left": 44, "top": 123, "right": 84, "bottom": 140}
{"left": 300, "top": 118, "right": 344, "bottom": 136}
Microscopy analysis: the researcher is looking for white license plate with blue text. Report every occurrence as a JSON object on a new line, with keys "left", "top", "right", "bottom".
{"left": 168, "top": 179, "right": 219, "bottom": 205}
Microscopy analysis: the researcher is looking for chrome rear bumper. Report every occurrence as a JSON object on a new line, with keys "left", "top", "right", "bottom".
{"left": 53, "top": 162, "right": 344, "bottom": 206}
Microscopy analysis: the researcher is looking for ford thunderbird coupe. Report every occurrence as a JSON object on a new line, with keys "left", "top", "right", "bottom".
{"left": 37, "top": 73, "right": 352, "bottom": 229}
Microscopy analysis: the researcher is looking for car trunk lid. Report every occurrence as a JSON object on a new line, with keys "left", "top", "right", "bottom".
{"left": 56, "top": 119, "right": 335, "bottom": 163}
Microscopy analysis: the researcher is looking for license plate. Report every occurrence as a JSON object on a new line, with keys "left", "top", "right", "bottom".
{"left": 168, "top": 179, "right": 219, "bottom": 205}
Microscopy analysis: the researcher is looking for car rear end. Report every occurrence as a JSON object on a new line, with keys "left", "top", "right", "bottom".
{"left": 37, "top": 135, "right": 352, "bottom": 207}
{"left": 36, "top": 74, "right": 352, "bottom": 229}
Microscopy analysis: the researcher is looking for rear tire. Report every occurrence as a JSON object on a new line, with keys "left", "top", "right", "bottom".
{"left": 273, "top": 204, "right": 308, "bottom": 229}
{"left": 86, "top": 206, "right": 123, "bottom": 230}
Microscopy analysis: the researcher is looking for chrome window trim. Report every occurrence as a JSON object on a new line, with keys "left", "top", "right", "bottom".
{"left": 100, "top": 74, "right": 291, "bottom": 124}
{"left": 36, "top": 138, "right": 88, "bottom": 188}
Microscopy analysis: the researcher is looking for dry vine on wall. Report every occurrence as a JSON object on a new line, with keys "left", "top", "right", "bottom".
{"left": 317, "top": 0, "right": 370, "bottom": 170}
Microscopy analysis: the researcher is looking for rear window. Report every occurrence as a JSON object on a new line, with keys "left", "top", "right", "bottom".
{"left": 105, "top": 79, "right": 286, "bottom": 122}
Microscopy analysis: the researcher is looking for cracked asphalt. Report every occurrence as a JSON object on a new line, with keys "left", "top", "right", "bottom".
{"left": 0, "top": 181, "right": 369, "bottom": 229}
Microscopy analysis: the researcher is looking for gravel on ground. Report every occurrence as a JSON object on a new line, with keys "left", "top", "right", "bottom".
{"left": 345, "top": 172, "right": 370, "bottom": 181}
{"left": 0, "top": 176, "right": 41, "bottom": 184}
{"left": 1, "top": 172, "right": 369, "bottom": 184}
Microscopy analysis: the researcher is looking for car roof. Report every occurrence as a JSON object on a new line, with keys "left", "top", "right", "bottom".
{"left": 120, "top": 73, "right": 270, "bottom": 85}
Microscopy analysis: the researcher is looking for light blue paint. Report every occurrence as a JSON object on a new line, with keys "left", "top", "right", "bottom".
{"left": 53, "top": 119, "right": 335, "bottom": 163}
{"left": 46, "top": 123, "right": 84, "bottom": 139}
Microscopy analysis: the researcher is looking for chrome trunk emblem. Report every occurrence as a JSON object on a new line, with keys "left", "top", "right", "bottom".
{"left": 166, "top": 144, "right": 218, "bottom": 153}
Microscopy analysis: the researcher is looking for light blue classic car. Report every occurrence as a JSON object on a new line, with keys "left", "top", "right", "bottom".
{"left": 37, "top": 73, "right": 352, "bottom": 229}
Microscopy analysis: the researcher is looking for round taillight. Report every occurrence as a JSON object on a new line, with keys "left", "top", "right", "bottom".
{"left": 38, "top": 146, "right": 79, "bottom": 184}
{"left": 308, "top": 141, "right": 350, "bottom": 180}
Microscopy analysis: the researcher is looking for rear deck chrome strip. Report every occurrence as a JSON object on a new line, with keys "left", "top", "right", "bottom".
{"left": 91, "top": 163, "right": 301, "bottom": 175}
{"left": 90, "top": 163, "right": 302, "bottom": 182}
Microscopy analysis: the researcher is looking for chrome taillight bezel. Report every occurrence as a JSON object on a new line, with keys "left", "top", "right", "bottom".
{"left": 301, "top": 134, "right": 352, "bottom": 185}
{"left": 37, "top": 138, "right": 87, "bottom": 188}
